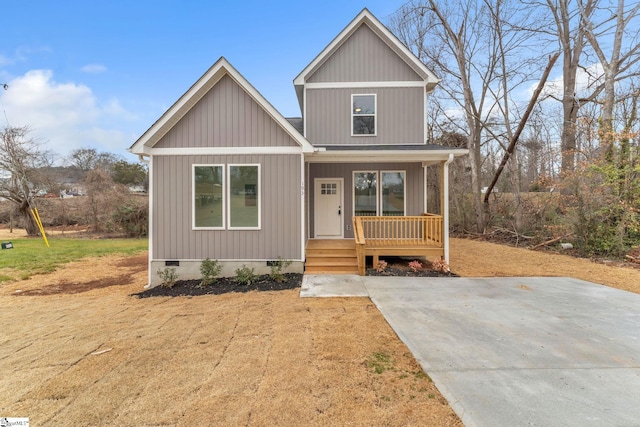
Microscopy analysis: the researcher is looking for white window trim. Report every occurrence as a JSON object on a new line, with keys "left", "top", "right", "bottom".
{"left": 352, "top": 170, "right": 407, "bottom": 217}
{"left": 381, "top": 170, "right": 406, "bottom": 217}
{"left": 351, "top": 94, "right": 377, "bottom": 137}
{"left": 353, "top": 170, "right": 378, "bottom": 216}
{"left": 227, "top": 164, "right": 261, "bottom": 230}
{"left": 192, "top": 164, "right": 225, "bottom": 230}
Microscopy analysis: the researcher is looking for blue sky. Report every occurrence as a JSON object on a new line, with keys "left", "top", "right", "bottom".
{"left": 0, "top": 1, "right": 406, "bottom": 163}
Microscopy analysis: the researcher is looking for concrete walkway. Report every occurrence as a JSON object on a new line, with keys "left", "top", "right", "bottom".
{"left": 301, "top": 275, "right": 640, "bottom": 427}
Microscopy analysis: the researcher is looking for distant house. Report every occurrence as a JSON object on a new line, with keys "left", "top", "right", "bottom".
{"left": 129, "top": 9, "right": 467, "bottom": 287}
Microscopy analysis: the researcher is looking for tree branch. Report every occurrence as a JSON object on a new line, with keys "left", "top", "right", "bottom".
{"left": 483, "top": 52, "right": 560, "bottom": 204}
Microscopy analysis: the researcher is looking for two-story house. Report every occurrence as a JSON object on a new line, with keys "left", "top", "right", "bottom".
{"left": 129, "top": 9, "right": 467, "bottom": 287}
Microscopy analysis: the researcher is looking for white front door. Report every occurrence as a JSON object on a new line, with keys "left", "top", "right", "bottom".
{"left": 314, "top": 178, "right": 343, "bottom": 238}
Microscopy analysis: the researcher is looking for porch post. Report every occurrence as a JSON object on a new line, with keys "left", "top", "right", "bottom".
{"left": 442, "top": 154, "right": 454, "bottom": 262}
{"left": 300, "top": 155, "right": 306, "bottom": 262}
{"left": 440, "top": 162, "right": 445, "bottom": 217}
{"left": 423, "top": 165, "right": 428, "bottom": 213}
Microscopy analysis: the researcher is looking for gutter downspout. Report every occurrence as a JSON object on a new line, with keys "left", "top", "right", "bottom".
{"left": 443, "top": 153, "right": 454, "bottom": 263}
{"left": 134, "top": 153, "right": 153, "bottom": 288}
{"left": 300, "top": 154, "right": 305, "bottom": 265}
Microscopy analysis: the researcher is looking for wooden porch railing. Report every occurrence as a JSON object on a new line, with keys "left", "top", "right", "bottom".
{"left": 352, "top": 214, "right": 444, "bottom": 276}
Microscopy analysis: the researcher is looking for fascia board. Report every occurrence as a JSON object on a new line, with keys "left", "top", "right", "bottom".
{"left": 293, "top": 9, "right": 440, "bottom": 88}
{"left": 129, "top": 57, "right": 229, "bottom": 154}
{"left": 225, "top": 63, "right": 315, "bottom": 153}
{"left": 293, "top": 9, "right": 374, "bottom": 86}
{"left": 140, "top": 146, "right": 305, "bottom": 156}
{"left": 130, "top": 57, "right": 314, "bottom": 155}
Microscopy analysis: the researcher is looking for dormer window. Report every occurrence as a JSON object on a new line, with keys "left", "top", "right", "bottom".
{"left": 352, "top": 94, "right": 376, "bottom": 136}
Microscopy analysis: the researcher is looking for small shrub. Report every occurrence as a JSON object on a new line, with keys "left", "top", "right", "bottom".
{"left": 408, "top": 260, "right": 423, "bottom": 273}
{"left": 375, "top": 260, "right": 388, "bottom": 273}
{"left": 431, "top": 257, "right": 451, "bottom": 273}
{"left": 157, "top": 267, "right": 179, "bottom": 288}
{"left": 235, "top": 265, "right": 255, "bottom": 285}
{"left": 200, "top": 258, "right": 222, "bottom": 287}
{"left": 269, "top": 257, "right": 292, "bottom": 282}
{"left": 111, "top": 203, "right": 148, "bottom": 237}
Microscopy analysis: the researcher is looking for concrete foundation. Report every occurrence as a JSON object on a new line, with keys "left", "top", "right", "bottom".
{"left": 148, "top": 259, "right": 304, "bottom": 288}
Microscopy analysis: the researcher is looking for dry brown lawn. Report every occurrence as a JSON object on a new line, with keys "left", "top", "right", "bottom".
{"left": 2, "top": 235, "right": 640, "bottom": 426}
{"left": 450, "top": 238, "right": 640, "bottom": 294}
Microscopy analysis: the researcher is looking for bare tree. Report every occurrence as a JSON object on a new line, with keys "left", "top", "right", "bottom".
{"left": 391, "top": 0, "right": 545, "bottom": 232}
{"left": 69, "top": 147, "right": 99, "bottom": 172}
{"left": 581, "top": 0, "right": 640, "bottom": 153}
{"left": 540, "top": 0, "right": 599, "bottom": 173}
{"left": 482, "top": 52, "right": 560, "bottom": 212}
{"left": 0, "top": 126, "right": 54, "bottom": 235}
{"left": 68, "top": 147, "right": 122, "bottom": 174}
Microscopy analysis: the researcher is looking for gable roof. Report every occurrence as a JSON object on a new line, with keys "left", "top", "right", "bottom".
{"left": 293, "top": 8, "right": 440, "bottom": 107}
{"left": 129, "top": 57, "right": 314, "bottom": 154}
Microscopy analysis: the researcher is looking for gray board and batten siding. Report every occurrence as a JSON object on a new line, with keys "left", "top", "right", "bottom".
{"left": 305, "top": 86, "right": 424, "bottom": 145}
{"left": 154, "top": 74, "right": 299, "bottom": 149}
{"left": 150, "top": 71, "right": 305, "bottom": 262}
{"left": 307, "top": 162, "right": 425, "bottom": 239}
{"left": 306, "top": 24, "right": 423, "bottom": 83}
{"left": 153, "top": 154, "right": 302, "bottom": 261}
{"left": 303, "top": 24, "right": 427, "bottom": 146}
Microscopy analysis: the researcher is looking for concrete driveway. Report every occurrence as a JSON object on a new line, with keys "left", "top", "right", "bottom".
{"left": 301, "top": 275, "right": 640, "bottom": 426}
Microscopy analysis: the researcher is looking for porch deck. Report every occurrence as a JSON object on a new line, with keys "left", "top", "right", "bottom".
{"left": 305, "top": 214, "right": 445, "bottom": 276}
{"left": 352, "top": 214, "right": 444, "bottom": 276}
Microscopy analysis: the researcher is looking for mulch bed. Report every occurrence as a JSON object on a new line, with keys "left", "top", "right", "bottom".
{"left": 134, "top": 257, "right": 458, "bottom": 298}
{"left": 367, "top": 267, "right": 458, "bottom": 277}
{"left": 133, "top": 273, "right": 304, "bottom": 298}
{"left": 366, "top": 256, "right": 458, "bottom": 277}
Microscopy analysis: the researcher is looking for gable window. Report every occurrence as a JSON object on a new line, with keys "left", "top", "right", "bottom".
{"left": 352, "top": 94, "right": 376, "bottom": 135}
{"left": 353, "top": 170, "right": 405, "bottom": 216}
{"left": 193, "top": 165, "right": 224, "bottom": 229}
{"left": 228, "top": 164, "right": 261, "bottom": 229}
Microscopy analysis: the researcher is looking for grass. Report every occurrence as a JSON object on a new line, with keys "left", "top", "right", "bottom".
{"left": 0, "top": 238, "right": 147, "bottom": 282}
{"left": 366, "top": 351, "right": 395, "bottom": 374}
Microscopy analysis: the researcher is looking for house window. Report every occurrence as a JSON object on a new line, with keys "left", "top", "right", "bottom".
{"left": 381, "top": 171, "right": 405, "bottom": 216}
{"left": 353, "top": 170, "right": 405, "bottom": 216}
{"left": 193, "top": 165, "right": 224, "bottom": 229}
{"left": 354, "top": 171, "right": 377, "bottom": 216}
{"left": 352, "top": 94, "right": 376, "bottom": 135}
{"left": 228, "top": 164, "right": 260, "bottom": 229}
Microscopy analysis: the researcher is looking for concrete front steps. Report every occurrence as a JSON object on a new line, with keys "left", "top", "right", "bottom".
{"left": 305, "top": 239, "right": 359, "bottom": 274}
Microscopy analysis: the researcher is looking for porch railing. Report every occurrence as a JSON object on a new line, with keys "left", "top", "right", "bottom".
{"left": 352, "top": 214, "right": 444, "bottom": 275}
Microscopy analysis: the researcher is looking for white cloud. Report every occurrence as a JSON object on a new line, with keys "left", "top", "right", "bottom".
{"left": 81, "top": 63, "right": 107, "bottom": 74}
{"left": 0, "top": 46, "right": 51, "bottom": 67}
{"left": 0, "top": 69, "right": 137, "bottom": 162}
{"left": 536, "top": 63, "right": 605, "bottom": 101}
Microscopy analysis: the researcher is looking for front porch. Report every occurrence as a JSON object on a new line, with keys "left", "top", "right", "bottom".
{"left": 305, "top": 239, "right": 359, "bottom": 274}
{"left": 305, "top": 214, "right": 444, "bottom": 275}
